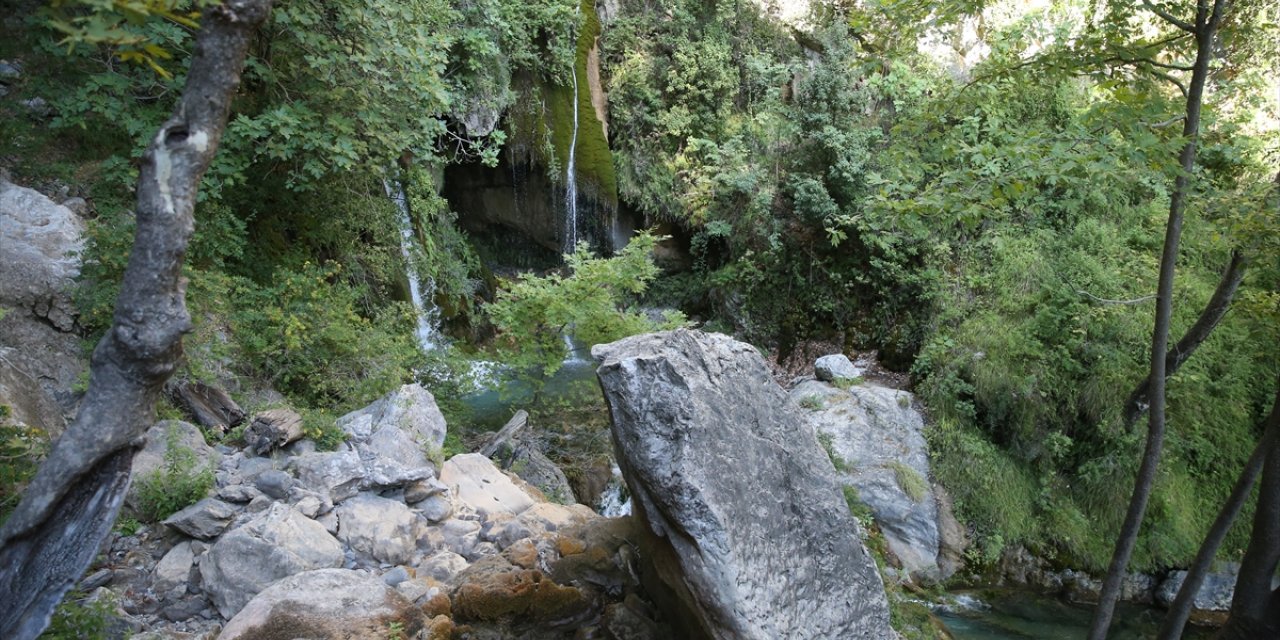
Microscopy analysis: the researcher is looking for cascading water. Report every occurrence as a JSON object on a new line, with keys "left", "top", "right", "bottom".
{"left": 562, "top": 2, "right": 582, "bottom": 256}
{"left": 384, "top": 178, "right": 441, "bottom": 353}
{"left": 597, "top": 463, "right": 632, "bottom": 517}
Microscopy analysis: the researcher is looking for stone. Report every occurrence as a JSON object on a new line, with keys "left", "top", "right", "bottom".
{"left": 79, "top": 569, "right": 113, "bottom": 592}
{"left": 253, "top": 469, "right": 295, "bottom": 500}
{"left": 0, "top": 60, "right": 20, "bottom": 80}
{"left": 790, "top": 379, "right": 951, "bottom": 582}
{"left": 594, "top": 329, "right": 893, "bottom": 640}
{"left": 294, "top": 492, "right": 327, "bottom": 518}
{"left": 162, "top": 498, "right": 238, "bottom": 540}
{"left": 419, "top": 551, "right": 470, "bottom": 584}
{"left": 404, "top": 477, "right": 447, "bottom": 504}
{"left": 484, "top": 502, "right": 595, "bottom": 549}
{"left": 1156, "top": 564, "right": 1239, "bottom": 612}
{"left": 814, "top": 353, "right": 863, "bottom": 382}
{"left": 335, "top": 493, "right": 417, "bottom": 565}
{"left": 200, "top": 502, "right": 344, "bottom": 618}
{"left": 218, "top": 569, "right": 423, "bottom": 640}
{"left": 0, "top": 177, "right": 83, "bottom": 330}
{"left": 451, "top": 555, "right": 593, "bottom": 625}
{"left": 153, "top": 542, "right": 196, "bottom": 596}
{"left": 417, "top": 494, "right": 452, "bottom": 523}
{"left": 217, "top": 484, "right": 261, "bottom": 504}
{"left": 289, "top": 450, "right": 364, "bottom": 503}
{"left": 128, "top": 421, "right": 221, "bottom": 513}
{"left": 440, "top": 453, "right": 536, "bottom": 519}
{"left": 337, "top": 383, "right": 447, "bottom": 450}
{"left": 382, "top": 566, "right": 410, "bottom": 587}
{"left": 501, "top": 443, "right": 576, "bottom": 505}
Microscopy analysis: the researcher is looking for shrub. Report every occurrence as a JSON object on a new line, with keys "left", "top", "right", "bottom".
{"left": 798, "top": 395, "right": 824, "bottom": 410}
{"left": 888, "top": 461, "right": 928, "bottom": 502}
{"left": 133, "top": 425, "right": 215, "bottom": 522}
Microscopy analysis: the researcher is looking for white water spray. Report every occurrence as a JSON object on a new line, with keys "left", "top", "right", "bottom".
{"left": 563, "top": 3, "right": 582, "bottom": 255}
{"left": 384, "top": 178, "right": 441, "bottom": 353}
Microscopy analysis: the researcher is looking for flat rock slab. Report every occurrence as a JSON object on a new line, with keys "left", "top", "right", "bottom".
{"left": 441, "top": 453, "right": 536, "bottom": 519}
{"left": 218, "top": 568, "right": 422, "bottom": 640}
{"left": 594, "top": 329, "right": 892, "bottom": 640}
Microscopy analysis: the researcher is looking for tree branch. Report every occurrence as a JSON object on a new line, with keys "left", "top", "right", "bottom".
{"left": 1142, "top": 0, "right": 1197, "bottom": 33}
{"left": 1122, "top": 249, "right": 1248, "bottom": 430}
{"left": 0, "top": 2, "right": 272, "bottom": 638}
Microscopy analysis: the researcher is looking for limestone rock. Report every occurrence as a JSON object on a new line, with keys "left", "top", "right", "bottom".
{"left": 500, "top": 443, "right": 576, "bottom": 505}
{"left": 289, "top": 450, "right": 364, "bottom": 504}
{"left": 814, "top": 353, "right": 863, "bottom": 382}
{"left": 335, "top": 493, "right": 417, "bottom": 566}
{"left": 152, "top": 542, "right": 196, "bottom": 595}
{"left": 201, "top": 502, "right": 344, "bottom": 618}
{"left": 337, "top": 383, "right": 447, "bottom": 451}
{"left": 1156, "top": 565, "right": 1239, "bottom": 612}
{"left": 791, "top": 379, "right": 950, "bottom": 582}
{"left": 162, "top": 498, "right": 238, "bottom": 540}
{"left": 451, "top": 555, "right": 593, "bottom": 625}
{"left": 0, "top": 177, "right": 84, "bottom": 330}
{"left": 218, "top": 569, "right": 423, "bottom": 640}
{"left": 594, "top": 329, "right": 892, "bottom": 640}
{"left": 441, "top": 453, "right": 536, "bottom": 519}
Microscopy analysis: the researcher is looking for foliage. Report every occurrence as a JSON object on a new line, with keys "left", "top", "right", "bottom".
{"left": 798, "top": 394, "right": 824, "bottom": 410}
{"left": 0, "top": 423, "right": 49, "bottom": 526}
{"left": 40, "top": 590, "right": 116, "bottom": 640}
{"left": 818, "top": 431, "right": 853, "bottom": 473}
{"left": 485, "top": 232, "right": 685, "bottom": 389}
{"left": 301, "top": 409, "right": 347, "bottom": 452}
{"left": 132, "top": 424, "right": 215, "bottom": 522}
{"left": 888, "top": 461, "right": 928, "bottom": 503}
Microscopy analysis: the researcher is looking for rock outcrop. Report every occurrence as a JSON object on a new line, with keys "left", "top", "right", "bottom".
{"left": 0, "top": 177, "right": 88, "bottom": 434}
{"left": 790, "top": 378, "right": 962, "bottom": 582}
{"left": 218, "top": 569, "right": 424, "bottom": 640}
{"left": 594, "top": 329, "right": 893, "bottom": 640}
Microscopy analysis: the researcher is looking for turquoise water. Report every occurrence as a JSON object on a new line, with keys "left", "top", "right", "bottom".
{"left": 936, "top": 591, "right": 1213, "bottom": 640}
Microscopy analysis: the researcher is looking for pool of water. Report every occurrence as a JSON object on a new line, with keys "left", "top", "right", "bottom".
{"left": 935, "top": 591, "right": 1213, "bottom": 639}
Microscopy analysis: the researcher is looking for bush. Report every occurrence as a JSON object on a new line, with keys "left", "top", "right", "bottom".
{"left": 132, "top": 425, "right": 215, "bottom": 522}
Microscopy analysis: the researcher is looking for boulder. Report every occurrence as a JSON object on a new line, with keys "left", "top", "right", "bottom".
{"left": 337, "top": 383, "right": 447, "bottom": 451}
{"left": 0, "top": 178, "right": 87, "bottom": 434}
{"left": 335, "top": 493, "right": 417, "bottom": 566}
{"left": 128, "top": 421, "right": 221, "bottom": 512}
{"left": 152, "top": 541, "right": 196, "bottom": 595}
{"left": 594, "top": 330, "right": 892, "bottom": 640}
{"left": 289, "top": 450, "right": 364, "bottom": 504}
{"left": 161, "top": 498, "right": 238, "bottom": 540}
{"left": 451, "top": 555, "right": 594, "bottom": 625}
{"left": 218, "top": 569, "right": 423, "bottom": 640}
{"left": 441, "top": 453, "right": 536, "bottom": 518}
{"left": 790, "top": 379, "right": 951, "bottom": 582}
{"left": 814, "top": 353, "right": 863, "bottom": 383}
{"left": 1156, "top": 564, "right": 1239, "bottom": 613}
{"left": 200, "top": 502, "right": 344, "bottom": 618}
{"left": 500, "top": 443, "right": 576, "bottom": 505}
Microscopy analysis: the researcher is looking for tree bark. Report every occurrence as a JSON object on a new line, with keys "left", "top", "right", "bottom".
{"left": 1158, "top": 380, "right": 1280, "bottom": 640}
{"left": 1122, "top": 249, "right": 1248, "bottom": 430}
{"left": 1216, "top": 417, "right": 1280, "bottom": 639}
{"left": 1088, "top": 2, "right": 1226, "bottom": 638}
{"left": 0, "top": 2, "right": 271, "bottom": 638}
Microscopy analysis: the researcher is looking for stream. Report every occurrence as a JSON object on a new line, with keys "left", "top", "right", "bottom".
{"left": 935, "top": 591, "right": 1213, "bottom": 639}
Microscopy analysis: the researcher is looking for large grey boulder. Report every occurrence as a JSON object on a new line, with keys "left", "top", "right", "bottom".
{"left": 791, "top": 379, "right": 954, "bottom": 582}
{"left": 218, "top": 569, "right": 423, "bottom": 640}
{"left": 594, "top": 329, "right": 892, "bottom": 640}
{"left": 336, "top": 383, "right": 445, "bottom": 489}
{"left": 441, "top": 453, "right": 536, "bottom": 519}
{"left": 161, "top": 498, "right": 238, "bottom": 540}
{"left": 334, "top": 493, "right": 417, "bottom": 566}
{"left": 814, "top": 353, "right": 863, "bottom": 383}
{"left": 200, "top": 502, "right": 344, "bottom": 618}
{"left": 0, "top": 178, "right": 87, "bottom": 434}
{"left": 288, "top": 450, "right": 364, "bottom": 504}
{"left": 1156, "top": 564, "right": 1239, "bottom": 612}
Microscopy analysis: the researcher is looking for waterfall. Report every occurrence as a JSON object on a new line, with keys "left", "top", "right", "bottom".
{"left": 384, "top": 178, "right": 441, "bottom": 353}
{"left": 597, "top": 463, "right": 632, "bottom": 517}
{"left": 562, "top": 3, "right": 582, "bottom": 256}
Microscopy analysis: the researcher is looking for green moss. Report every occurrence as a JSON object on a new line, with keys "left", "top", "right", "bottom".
{"left": 888, "top": 461, "right": 928, "bottom": 502}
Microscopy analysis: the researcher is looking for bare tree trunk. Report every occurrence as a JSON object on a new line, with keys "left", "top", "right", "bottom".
{"left": 0, "top": 2, "right": 271, "bottom": 638}
{"left": 1088, "top": 2, "right": 1227, "bottom": 637}
{"left": 1158, "top": 380, "right": 1280, "bottom": 639}
{"left": 1216, "top": 422, "right": 1280, "bottom": 639}
{"left": 1122, "top": 249, "right": 1248, "bottom": 430}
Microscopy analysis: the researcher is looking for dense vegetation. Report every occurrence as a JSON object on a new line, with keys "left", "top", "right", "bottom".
{"left": 1, "top": 0, "right": 1277, "bottom": 603}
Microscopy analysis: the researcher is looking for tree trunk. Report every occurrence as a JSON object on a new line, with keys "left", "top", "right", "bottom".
{"left": 1088, "top": 2, "right": 1226, "bottom": 637}
{"left": 1216, "top": 420, "right": 1280, "bottom": 639}
{"left": 1122, "top": 249, "right": 1248, "bottom": 430}
{"left": 1158, "top": 380, "right": 1280, "bottom": 639}
{"left": 0, "top": 2, "right": 271, "bottom": 638}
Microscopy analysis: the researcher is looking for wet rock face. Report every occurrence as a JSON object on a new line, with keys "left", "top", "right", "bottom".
{"left": 594, "top": 329, "right": 893, "bottom": 640}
